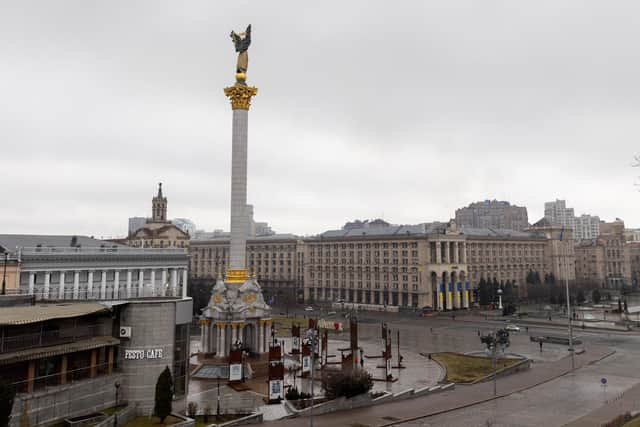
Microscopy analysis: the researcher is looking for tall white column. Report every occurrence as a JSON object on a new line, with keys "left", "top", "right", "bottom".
{"left": 113, "top": 271, "right": 120, "bottom": 299}
{"left": 87, "top": 270, "right": 94, "bottom": 298}
{"left": 73, "top": 271, "right": 80, "bottom": 299}
{"left": 200, "top": 322, "right": 205, "bottom": 352}
{"left": 58, "top": 271, "right": 65, "bottom": 300}
{"left": 28, "top": 272, "right": 35, "bottom": 295}
{"left": 43, "top": 271, "right": 50, "bottom": 299}
{"left": 171, "top": 269, "right": 178, "bottom": 296}
{"left": 126, "top": 270, "right": 132, "bottom": 298}
{"left": 182, "top": 269, "right": 188, "bottom": 298}
{"left": 100, "top": 271, "right": 107, "bottom": 299}
{"left": 203, "top": 322, "right": 209, "bottom": 353}
{"left": 216, "top": 324, "right": 221, "bottom": 355}
{"left": 138, "top": 270, "right": 144, "bottom": 297}
{"left": 454, "top": 242, "right": 460, "bottom": 264}
{"left": 257, "top": 322, "right": 263, "bottom": 353}
{"left": 231, "top": 324, "right": 237, "bottom": 348}
{"left": 220, "top": 325, "right": 226, "bottom": 357}
{"left": 161, "top": 269, "right": 167, "bottom": 297}
{"left": 150, "top": 269, "right": 156, "bottom": 297}
{"left": 229, "top": 108, "right": 250, "bottom": 271}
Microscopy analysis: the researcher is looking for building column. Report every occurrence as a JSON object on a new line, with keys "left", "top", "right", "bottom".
{"left": 60, "top": 354, "right": 68, "bottom": 385}
{"left": 437, "top": 282, "right": 444, "bottom": 311}
{"left": 216, "top": 324, "right": 222, "bottom": 355}
{"left": 463, "top": 281, "right": 470, "bottom": 309}
{"left": 100, "top": 270, "right": 107, "bottom": 299}
{"left": 58, "top": 271, "right": 65, "bottom": 300}
{"left": 27, "top": 361, "right": 36, "bottom": 393}
{"left": 107, "top": 346, "right": 114, "bottom": 374}
{"left": 231, "top": 324, "right": 237, "bottom": 348}
{"left": 200, "top": 320, "right": 206, "bottom": 352}
{"left": 436, "top": 243, "right": 442, "bottom": 264}
{"left": 454, "top": 242, "right": 460, "bottom": 264}
{"left": 73, "top": 271, "right": 80, "bottom": 299}
{"left": 28, "top": 272, "right": 35, "bottom": 295}
{"left": 150, "top": 269, "right": 156, "bottom": 297}
{"left": 265, "top": 321, "right": 272, "bottom": 350}
{"left": 171, "top": 269, "right": 178, "bottom": 296}
{"left": 161, "top": 269, "right": 167, "bottom": 297}
{"left": 138, "top": 270, "right": 144, "bottom": 297}
{"left": 203, "top": 320, "right": 209, "bottom": 353}
{"left": 454, "top": 282, "right": 461, "bottom": 309}
{"left": 220, "top": 324, "right": 226, "bottom": 357}
{"left": 182, "top": 269, "right": 188, "bottom": 298}
{"left": 461, "top": 242, "right": 467, "bottom": 264}
{"left": 43, "top": 271, "right": 50, "bottom": 299}
{"left": 256, "top": 321, "right": 262, "bottom": 353}
{"left": 87, "top": 270, "right": 94, "bottom": 299}
{"left": 126, "top": 270, "right": 133, "bottom": 298}
{"left": 113, "top": 271, "right": 120, "bottom": 299}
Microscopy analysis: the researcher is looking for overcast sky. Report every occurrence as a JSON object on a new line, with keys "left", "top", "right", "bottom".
{"left": 1, "top": 1, "right": 638, "bottom": 237}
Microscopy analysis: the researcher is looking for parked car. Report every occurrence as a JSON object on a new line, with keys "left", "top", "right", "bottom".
{"left": 505, "top": 324, "right": 520, "bottom": 332}
{"left": 327, "top": 311, "right": 337, "bottom": 316}
{"left": 304, "top": 306, "right": 314, "bottom": 312}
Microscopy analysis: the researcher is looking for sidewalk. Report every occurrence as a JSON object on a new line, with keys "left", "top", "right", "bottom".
{"left": 562, "top": 382, "right": 640, "bottom": 427}
{"left": 263, "top": 346, "right": 614, "bottom": 427}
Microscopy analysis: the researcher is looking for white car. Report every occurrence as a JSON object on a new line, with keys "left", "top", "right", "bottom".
{"left": 505, "top": 324, "right": 520, "bottom": 332}
{"left": 304, "top": 306, "right": 314, "bottom": 312}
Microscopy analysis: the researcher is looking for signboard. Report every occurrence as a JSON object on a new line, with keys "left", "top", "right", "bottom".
{"left": 292, "top": 336, "right": 300, "bottom": 350}
{"left": 318, "top": 319, "right": 343, "bottom": 331}
{"left": 269, "top": 379, "right": 284, "bottom": 401}
{"left": 124, "top": 348, "right": 163, "bottom": 360}
{"left": 302, "top": 355, "right": 311, "bottom": 373}
{"left": 229, "top": 363, "right": 242, "bottom": 381}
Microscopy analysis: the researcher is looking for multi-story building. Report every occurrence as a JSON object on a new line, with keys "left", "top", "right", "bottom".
{"left": 0, "top": 234, "right": 193, "bottom": 424}
{"left": 575, "top": 239, "right": 606, "bottom": 287}
{"left": 630, "top": 242, "right": 640, "bottom": 288}
{"left": 574, "top": 214, "right": 601, "bottom": 240}
{"left": 600, "top": 220, "right": 632, "bottom": 288}
{"left": 301, "top": 222, "right": 469, "bottom": 310}
{"left": 172, "top": 218, "right": 197, "bottom": 237}
{"left": 189, "top": 234, "right": 300, "bottom": 304}
{"left": 0, "top": 249, "right": 20, "bottom": 293}
{"left": 455, "top": 200, "right": 529, "bottom": 231}
{"left": 128, "top": 184, "right": 190, "bottom": 249}
{"left": 128, "top": 217, "right": 147, "bottom": 235}
{"left": 544, "top": 199, "right": 576, "bottom": 230}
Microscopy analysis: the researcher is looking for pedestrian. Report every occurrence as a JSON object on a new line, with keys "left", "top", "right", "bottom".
{"left": 477, "top": 330, "right": 480, "bottom": 336}
{"left": 539, "top": 341, "right": 543, "bottom": 352}
{"left": 526, "top": 326, "right": 529, "bottom": 333}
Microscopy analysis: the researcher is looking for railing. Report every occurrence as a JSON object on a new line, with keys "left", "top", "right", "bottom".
{"left": 23, "top": 285, "right": 184, "bottom": 301}
{"left": 20, "top": 246, "right": 187, "bottom": 256}
{"left": 7, "top": 361, "right": 120, "bottom": 395}
{"left": 1, "top": 324, "right": 111, "bottom": 354}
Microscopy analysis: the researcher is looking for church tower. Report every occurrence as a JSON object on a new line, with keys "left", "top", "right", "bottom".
{"left": 152, "top": 182, "right": 168, "bottom": 223}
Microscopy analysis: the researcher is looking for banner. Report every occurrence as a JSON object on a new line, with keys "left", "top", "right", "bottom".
{"left": 302, "top": 355, "right": 311, "bottom": 373}
{"left": 268, "top": 379, "right": 284, "bottom": 401}
{"left": 229, "top": 363, "right": 242, "bottom": 381}
{"left": 446, "top": 282, "right": 453, "bottom": 309}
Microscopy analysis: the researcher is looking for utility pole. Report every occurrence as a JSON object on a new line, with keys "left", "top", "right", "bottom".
{"left": 306, "top": 328, "right": 318, "bottom": 427}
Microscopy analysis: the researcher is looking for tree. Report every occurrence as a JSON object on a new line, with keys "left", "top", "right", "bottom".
{"left": 592, "top": 289, "right": 601, "bottom": 304}
{"left": 322, "top": 370, "right": 373, "bottom": 399}
{"left": 478, "top": 278, "right": 491, "bottom": 306}
{"left": 0, "top": 382, "right": 15, "bottom": 427}
{"left": 154, "top": 367, "right": 173, "bottom": 422}
{"left": 576, "top": 289, "right": 585, "bottom": 305}
{"left": 187, "top": 278, "right": 215, "bottom": 316}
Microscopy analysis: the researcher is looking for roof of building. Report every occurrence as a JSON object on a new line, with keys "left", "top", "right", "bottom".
{"left": 0, "top": 234, "right": 126, "bottom": 252}
{"left": 191, "top": 233, "right": 299, "bottom": 244}
{"left": 459, "top": 227, "right": 544, "bottom": 239}
{"left": 314, "top": 222, "right": 448, "bottom": 239}
{"left": 0, "top": 336, "right": 119, "bottom": 366}
{"left": 0, "top": 302, "right": 110, "bottom": 326}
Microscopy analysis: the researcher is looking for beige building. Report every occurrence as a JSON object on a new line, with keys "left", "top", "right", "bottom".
{"left": 0, "top": 251, "right": 20, "bottom": 293}
{"left": 630, "top": 242, "right": 640, "bottom": 288}
{"left": 128, "top": 184, "right": 190, "bottom": 249}
{"left": 189, "top": 234, "right": 300, "bottom": 303}
{"left": 575, "top": 240, "right": 606, "bottom": 287}
{"left": 301, "top": 222, "right": 469, "bottom": 310}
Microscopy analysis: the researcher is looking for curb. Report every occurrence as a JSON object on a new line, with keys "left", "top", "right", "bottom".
{"left": 379, "top": 350, "right": 617, "bottom": 427}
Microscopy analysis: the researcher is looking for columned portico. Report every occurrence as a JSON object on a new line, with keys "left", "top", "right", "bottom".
{"left": 58, "top": 271, "right": 65, "bottom": 300}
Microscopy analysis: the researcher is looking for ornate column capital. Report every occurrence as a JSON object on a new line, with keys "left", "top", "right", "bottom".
{"left": 224, "top": 85, "right": 257, "bottom": 110}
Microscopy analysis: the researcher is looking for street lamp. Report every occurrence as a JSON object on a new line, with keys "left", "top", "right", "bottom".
{"left": 497, "top": 288, "right": 503, "bottom": 310}
{"left": 306, "top": 328, "right": 318, "bottom": 427}
{"left": 113, "top": 381, "right": 120, "bottom": 427}
{"left": 480, "top": 329, "right": 510, "bottom": 396}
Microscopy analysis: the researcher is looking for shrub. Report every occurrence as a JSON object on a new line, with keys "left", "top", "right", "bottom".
{"left": 186, "top": 402, "right": 198, "bottom": 418}
{"left": 285, "top": 387, "right": 311, "bottom": 401}
{"left": 322, "top": 369, "right": 373, "bottom": 400}
{"left": 154, "top": 367, "right": 173, "bottom": 423}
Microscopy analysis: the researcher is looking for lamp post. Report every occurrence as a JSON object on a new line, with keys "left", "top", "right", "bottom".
{"left": 306, "top": 328, "right": 318, "bottom": 427}
{"left": 216, "top": 374, "right": 221, "bottom": 420}
{"left": 113, "top": 381, "right": 120, "bottom": 427}
{"left": 497, "top": 288, "right": 503, "bottom": 311}
{"left": 1, "top": 252, "right": 8, "bottom": 295}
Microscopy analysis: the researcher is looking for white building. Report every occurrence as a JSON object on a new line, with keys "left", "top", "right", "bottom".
{"left": 574, "top": 214, "right": 601, "bottom": 240}
{"left": 544, "top": 200, "right": 575, "bottom": 230}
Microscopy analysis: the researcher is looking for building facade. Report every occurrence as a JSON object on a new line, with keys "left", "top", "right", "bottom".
{"left": 574, "top": 214, "right": 601, "bottom": 240}
{"left": 544, "top": 199, "right": 576, "bottom": 230}
{"left": 189, "top": 234, "right": 300, "bottom": 304}
{"left": 455, "top": 200, "right": 529, "bottom": 231}
{"left": 128, "top": 184, "right": 190, "bottom": 249}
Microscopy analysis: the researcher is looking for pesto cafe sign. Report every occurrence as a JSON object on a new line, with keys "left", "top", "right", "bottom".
{"left": 124, "top": 348, "right": 164, "bottom": 360}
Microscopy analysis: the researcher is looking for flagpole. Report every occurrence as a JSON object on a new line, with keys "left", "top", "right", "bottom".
{"left": 561, "top": 228, "right": 575, "bottom": 371}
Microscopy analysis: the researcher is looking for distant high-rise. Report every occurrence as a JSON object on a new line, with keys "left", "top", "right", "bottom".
{"left": 544, "top": 199, "right": 599, "bottom": 240}
{"left": 455, "top": 200, "right": 528, "bottom": 231}
{"left": 128, "top": 217, "right": 147, "bottom": 235}
{"left": 172, "top": 218, "right": 196, "bottom": 237}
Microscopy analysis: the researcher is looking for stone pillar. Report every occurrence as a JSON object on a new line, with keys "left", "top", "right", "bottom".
{"left": 171, "top": 269, "right": 178, "bottom": 296}
{"left": 43, "top": 271, "right": 50, "bottom": 299}
{"left": 216, "top": 324, "right": 221, "bottom": 355}
{"left": 265, "top": 321, "right": 272, "bottom": 349}
{"left": 73, "top": 271, "right": 80, "bottom": 299}
{"left": 126, "top": 270, "right": 133, "bottom": 298}
{"left": 461, "top": 242, "right": 467, "bottom": 264}
{"left": 200, "top": 320, "right": 205, "bottom": 352}
{"left": 58, "top": 271, "right": 65, "bottom": 300}
{"left": 454, "top": 282, "right": 461, "bottom": 309}
{"left": 202, "top": 320, "right": 209, "bottom": 353}
{"left": 182, "top": 269, "right": 188, "bottom": 298}
{"left": 463, "top": 282, "right": 470, "bottom": 309}
{"left": 87, "top": 270, "right": 94, "bottom": 298}
{"left": 100, "top": 270, "right": 107, "bottom": 299}
{"left": 436, "top": 243, "right": 442, "bottom": 264}
{"left": 113, "top": 270, "right": 120, "bottom": 299}
{"left": 138, "top": 270, "right": 144, "bottom": 297}
{"left": 150, "top": 269, "right": 156, "bottom": 297}
{"left": 27, "top": 361, "right": 36, "bottom": 393}
{"left": 231, "top": 324, "right": 237, "bottom": 348}
{"left": 90, "top": 349, "right": 97, "bottom": 378}
{"left": 256, "top": 321, "right": 262, "bottom": 353}
{"left": 437, "top": 282, "right": 444, "bottom": 311}
{"left": 220, "top": 324, "right": 226, "bottom": 357}
{"left": 161, "top": 269, "right": 167, "bottom": 297}
{"left": 454, "top": 242, "right": 460, "bottom": 264}
{"left": 107, "top": 347, "right": 114, "bottom": 374}
{"left": 28, "top": 272, "right": 35, "bottom": 295}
